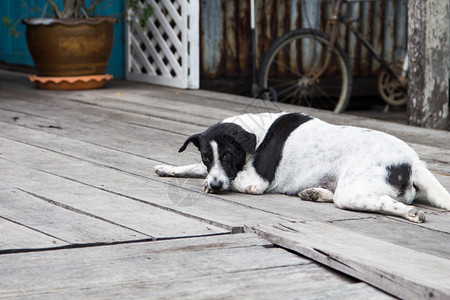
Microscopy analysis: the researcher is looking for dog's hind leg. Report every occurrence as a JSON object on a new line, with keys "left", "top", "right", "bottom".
{"left": 333, "top": 193, "right": 426, "bottom": 222}
{"left": 413, "top": 162, "right": 450, "bottom": 210}
{"left": 298, "top": 188, "right": 334, "bottom": 203}
{"left": 154, "top": 163, "right": 207, "bottom": 178}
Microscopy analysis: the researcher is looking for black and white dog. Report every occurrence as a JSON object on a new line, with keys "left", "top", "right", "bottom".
{"left": 155, "top": 112, "right": 450, "bottom": 222}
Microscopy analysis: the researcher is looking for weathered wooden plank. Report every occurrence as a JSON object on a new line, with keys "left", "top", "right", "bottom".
{"left": 0, "top": 160, "right": 228, "bottom": 240}
{"left": 0, "top": 88, "right": 224, "bottom": 128}
{"left": 249, "top": 222, "right": 450, "bottom": 299}
{"left": 406, "top": 205, "right": 450, "bottom": 233}
{"left": 2, "top": 74, "right": 449, "bottom": 151}
{"left": 0, "top": 119, "right": 184, "bottom": 179}
{"left": 0, "top": 233, "right": 391, "bottom": 299}
{"left": 408, "top": 143, "right": 450, "bottom": 175}
{"left": 329, "top": 217, "right": 450, "bottom": 258}
{"left": 430, "top": 173, "right": 450, "bottom": 193}
{"left": 75, "top": 92, "right": 234, "bottom": 122}
{"left": 0, "top": 101, "right": 201, "bottom": 166}
{"left": 26, "top": 270, "right": 392, "bottom": 299}
{"left": 53, "top": 78, "right": 260, "bottom": 117}
{"left": 0, "top": 217, "right": 68, "bottom": 250}
{"left": 0, "top": 93, "right": 209, "bottom": 136}
{"left": 0, "top": 186, "right": 151, "bottom": 248}
{"left": 0, "top": 72, "right": 246, "bottom": 119}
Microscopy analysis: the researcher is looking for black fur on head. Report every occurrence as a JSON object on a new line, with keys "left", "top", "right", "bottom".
{"left": 179, "top": 133, "right": 201, "bottom": 153}
{"left": 178, "top": 123, "right": 257, "bottom": 179}
{"left": 179, "top": 123, "right": 256, "bottom": 155}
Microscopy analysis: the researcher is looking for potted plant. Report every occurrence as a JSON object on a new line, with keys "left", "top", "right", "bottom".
{"left": 2, "top": 0, "right": 118, "bottom": 89}
{"left": 3, "top": 0, "right": 152, "bottom": 90}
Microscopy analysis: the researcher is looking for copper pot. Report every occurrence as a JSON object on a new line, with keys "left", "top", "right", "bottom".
{"left": 22, "top": 16, "right": 116, "bottom": 76}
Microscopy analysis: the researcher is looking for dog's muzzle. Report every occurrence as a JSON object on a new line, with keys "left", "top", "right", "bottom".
{"left": 209, "top": 180, "right": 223, "bottom": 192}
{"left": 205, "top": 176, "right": 232, "bottom": 193}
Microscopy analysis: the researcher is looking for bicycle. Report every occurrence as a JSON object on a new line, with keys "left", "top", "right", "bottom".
{"left": 258, "top": 0, "right": 408, "bottom": 113}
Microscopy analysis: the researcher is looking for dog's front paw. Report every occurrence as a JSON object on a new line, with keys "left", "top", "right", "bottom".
{"left": 244, "top": 185, "right": 263, "bottom": 195}
{"left": 407, "top": 208, "right": 426, "bottom": 223}
{"left": 154, "top": 165, "right": 175, "bottom": 177}
{"left": 202, "top": 180, "right": 215, "bottom": 194}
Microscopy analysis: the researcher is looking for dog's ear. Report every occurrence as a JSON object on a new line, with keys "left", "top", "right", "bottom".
{"left": 179, "top": 133, "right": 201, "bottom": 153}
{"left": 234, "top": 130, "right": 256, "bottom": 155}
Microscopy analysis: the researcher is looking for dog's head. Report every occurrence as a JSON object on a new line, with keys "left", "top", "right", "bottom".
{"left": 179, "top": 123, "right": 256, "bottom": 192}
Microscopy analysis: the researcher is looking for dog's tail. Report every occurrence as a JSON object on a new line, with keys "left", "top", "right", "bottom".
{"left": 413, "top": 161, "right": 450, "bottom": 210}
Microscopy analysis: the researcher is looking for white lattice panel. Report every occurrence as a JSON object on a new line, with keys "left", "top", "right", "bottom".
{"left": 126, "top": 0, "right": 199, "bottom": 89}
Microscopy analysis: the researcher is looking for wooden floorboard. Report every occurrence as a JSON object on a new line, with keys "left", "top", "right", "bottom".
{"left": 0, "top": 157, "right": 227, "bottom": 242}
{"left": 329, "top": 217, "right": 450, "bottom": 259}
{"left": 0, "top": 186, "right": 150, "bottom": 248}
{"left": 0, "top": 234, "right": 391, "bottom": 299}
{"left": 0, "top": 216, "right": 69, "bottom": 250}
{"left": 250, "top": 222, "right": 450, "bottom": 299}
{"left": 0, "top": 70, "right": 449, "bottom": 298}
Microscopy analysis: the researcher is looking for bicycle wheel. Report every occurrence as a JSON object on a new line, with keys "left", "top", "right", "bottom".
{"left": 377, "top": 62, "right": 407, "bottom": 106}
{"left": 258, "top": 28, "right": 352, "bottom": 113}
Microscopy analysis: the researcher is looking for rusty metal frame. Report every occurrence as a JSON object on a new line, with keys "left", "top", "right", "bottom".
{"left": 315, "top": 0, "right": 404, "bottom": 82}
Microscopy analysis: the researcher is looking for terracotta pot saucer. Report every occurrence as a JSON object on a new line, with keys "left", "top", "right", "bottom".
{"left": 29, "top": 74, "right": 113, "bottom": 90}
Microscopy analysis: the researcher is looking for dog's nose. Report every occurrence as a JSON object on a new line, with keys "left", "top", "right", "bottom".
{"left": 209, "top": 180, "right": 223, "bottom": 191}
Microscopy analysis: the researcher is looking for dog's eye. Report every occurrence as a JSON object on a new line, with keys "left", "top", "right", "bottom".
{"left": 201, "top": 155, "right": 210, "bottom": 162}
{"left": 222, "top": 152, "right": 232, "bottom": 161}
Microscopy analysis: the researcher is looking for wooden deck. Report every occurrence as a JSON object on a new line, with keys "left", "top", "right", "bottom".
{"left": 0, "top": 70, "right": 449, "bottom": 299}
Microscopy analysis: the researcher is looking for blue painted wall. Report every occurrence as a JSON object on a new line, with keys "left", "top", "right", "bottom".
{"left": 0, "top": 0, "right": 125, "bottom": 78}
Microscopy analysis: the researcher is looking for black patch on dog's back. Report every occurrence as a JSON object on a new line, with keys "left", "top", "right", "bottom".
{"left": 386, "top": 163, "right": 412, "bottom": 196}
{"left": 253, "top": 113, "right": 312, "bottom": 182}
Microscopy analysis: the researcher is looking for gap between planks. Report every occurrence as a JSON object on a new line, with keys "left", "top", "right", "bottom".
{"left": 248, "top": 221, "right": 450, "bottom": 300}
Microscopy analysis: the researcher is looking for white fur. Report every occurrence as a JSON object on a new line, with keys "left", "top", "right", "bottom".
{"left": 222, "top": 112, "right": 287, "bottom": 147}
{"left": 155, "top": 112, "right": 450, "bottom": 222}
{"left": 154, "top": 163, "right": 207, "bottom": 178}
{"left": 205, "top": 141, "right": 231, "bottom": 192}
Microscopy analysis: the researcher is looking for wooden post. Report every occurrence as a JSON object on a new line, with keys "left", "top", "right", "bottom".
{"left": 407, "top": 0, "right": 450, "bottom": 130}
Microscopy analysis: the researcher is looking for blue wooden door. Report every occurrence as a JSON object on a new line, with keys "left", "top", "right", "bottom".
{"left": 0, "top": 0, "right": 124, "bottom": 78}
{"left": 0, "top": 0, "right": 39, "bottom": 66}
